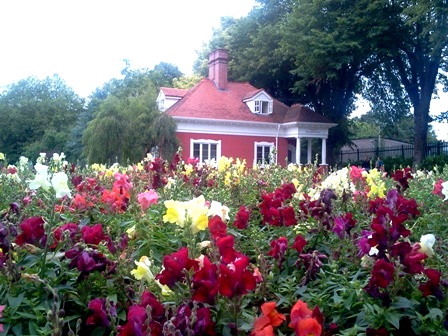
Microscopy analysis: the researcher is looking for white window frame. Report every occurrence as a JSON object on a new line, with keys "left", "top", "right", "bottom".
{"left": 190, "top": 139, "right": 221, "bottom": 163}
{"left": 254, "top": 99, "right": 272, "bottom": 114}
{"left": 254, "top": 141, "right": 274, "bottom": 166}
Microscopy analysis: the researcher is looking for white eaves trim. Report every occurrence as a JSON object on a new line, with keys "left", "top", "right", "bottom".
{"left": 173, "top": 116, "right": 336, "bottom": 138}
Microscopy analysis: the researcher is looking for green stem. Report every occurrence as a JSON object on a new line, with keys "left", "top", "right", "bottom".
{"left": 40, "top": 195, "right": 56, "bottom": 278}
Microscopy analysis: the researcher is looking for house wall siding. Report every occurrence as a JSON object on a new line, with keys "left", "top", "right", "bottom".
{"left": 176, "top": 132, "right": 289, "bottom": 167}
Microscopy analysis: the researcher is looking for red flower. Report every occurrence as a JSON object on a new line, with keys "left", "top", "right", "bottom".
{"left": 432, "top": 179, "right": 445, "bottom": 198}
{"left": 117, "top": 305, "right": 148, "bottom": 336}
{"left": 15, "top": 216, "right": 46, "bottom": 247}
{"left": 51, "top": 222, "right": 79, "bottom": 249}
{"left": 218, "top": 254, "right": 256, "bottom": 298}
{"left": 366, "top": 327, "right": 389, "bottom": 336}
{"left": 369, "top": 259, "right": 395, "bottom": 288}
{"left": 392, "top": 167, "right": 413, "bottom": 192}
{"left": 233, "top": 206, "right": 251, "bottom": 229}
{"left": 268, "top": 237, "right": 288, "bottom": 268}
{"left": 281, "top": 206, "right": 297, "bottom": 226}
{"left": 216, "top": 235, "right": 238, "bottom": 264}
{"left": 155, "top": 247, "right": 199, "bottom": 288}
{"left": 81, "top": 223, "right": 105, "bottom": 246}
{"left": 251, "top": 302, "right": 286, "bottom": 336}
{"left": 118, "top": 290, "right": 165, "bottom": 336}
{"left": 192, "top": 256, "right": 219, "bottom": 304}
{"left": 292, "top": 234, "right": 307, "bottom": 253}
{"left": 419, "top": 268, "right": 443, "bottom": 299}
{"left": 208, "top": 215, "right": 228, "bottom": 241}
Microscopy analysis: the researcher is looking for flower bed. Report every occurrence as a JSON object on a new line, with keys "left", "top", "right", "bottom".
{"left": 0, "top": 153, "right": 447, "bottom": 335}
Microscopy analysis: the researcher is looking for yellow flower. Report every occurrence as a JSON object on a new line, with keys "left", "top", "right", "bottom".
{"left": 0, "top": 152, "right": 4, "bottom": 160}
{"left": 131, "top": 256, "right": 154, "bottom": 283}
{"left": 184, "top": 164, "right": 193, "bottom": 176}
{"left": 126, "top": 225, "right": 137, "bottom": 239}
{"left": 163, "top": 196, "right": 209, "bottom": 233}
{"left": 218, "top": 156, "right": 233, "bottom": 173}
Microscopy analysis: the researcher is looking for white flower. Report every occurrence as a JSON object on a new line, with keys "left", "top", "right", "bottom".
{"left": 207, "top": 201, "right": 230, "bottom": 221}
{"left": 442, "top": 181, "right": 448, "bottom": 201}
{"left": 51, "top": 172, "right": 71, "bottom": 199}
{"left": 419, "top": 234, "right": 436, "bottom": 257}
{"left": 28, "top": 163, "right": 51, "bottom": 191}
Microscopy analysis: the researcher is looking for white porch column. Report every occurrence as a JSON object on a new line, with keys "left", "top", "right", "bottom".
{"left": 307, "top": 138, "right": 312, "bottom": 163}
{"left": 321, "top": 138, "right": 327, "bottom": 165}
{"left": 296, "top": 137, "right": 301, "bottom": 165}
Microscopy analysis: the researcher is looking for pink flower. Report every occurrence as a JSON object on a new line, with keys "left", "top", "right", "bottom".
{"left": 0, "top": 305, "right": 5, "bottom": 332}
{"left": 137, "top": 189, "right": 159, "bottom": 211}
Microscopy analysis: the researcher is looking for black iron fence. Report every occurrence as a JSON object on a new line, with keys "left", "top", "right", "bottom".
{"left": 339, "top": 141, "right": 448, "bottom": 164}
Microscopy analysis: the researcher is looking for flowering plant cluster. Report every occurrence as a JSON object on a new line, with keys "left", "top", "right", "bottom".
{"left": 0, "top": 151, "right": 448, "bottom": 335}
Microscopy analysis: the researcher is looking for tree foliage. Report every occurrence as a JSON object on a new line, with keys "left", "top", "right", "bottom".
{"left": 196, "top": 0, "right": 447, "bottom": 165}
{"left": 0, "top": 75, "right": 85, "bottom": 162}
{"left": 81, "top": 63, "right": 180, "bottom": 164}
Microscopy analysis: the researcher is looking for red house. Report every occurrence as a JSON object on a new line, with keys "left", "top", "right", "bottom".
{"left": 157, "top": 49, "right": 336, "bottom": 167}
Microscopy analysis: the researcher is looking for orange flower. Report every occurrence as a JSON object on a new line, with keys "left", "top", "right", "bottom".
{"left": 251, "top": 302, "right": 286, "bottom": 336}
{"left": 294, "top": 317, "right": 322, "bottom": 336}
{"left": 289, "top": 300, "right": 312, "bottom": 328}
{"left": 289, "top": 300, "right": 322, "bottom": 336}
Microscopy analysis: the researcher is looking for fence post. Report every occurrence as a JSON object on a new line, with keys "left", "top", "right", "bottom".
{"left": 401, "top": 145, "right": 404, "bottom": 158}
{"left": 357, "top": 149, "right": 359, "bottom": 162}
{"left": 437, "top": 141, "right": 441, "bottom": 155}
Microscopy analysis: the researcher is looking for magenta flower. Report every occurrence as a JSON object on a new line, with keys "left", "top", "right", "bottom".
{"left": 137, "top": 189, "right": 158, "bottom": 211}
{"left": 86, "top": 298, "right": 116, "bottom": 327}
{"left": 15, "top": 216, "right": 46, "bottom": 247}
{"left": 113, "top": 172, "right": 133, "bottom": 192}
{"left": 81, "top": 224, "right": 105, "bottom": 246}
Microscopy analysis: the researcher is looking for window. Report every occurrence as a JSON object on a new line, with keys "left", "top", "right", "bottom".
{"left": 254, "top": 100, "right": 272, "bottom": 114}
{"left": 254, "top": 142, "right": 274, "bottom": 166}
{"left": 157, "top": 98, "right": 165, "bottom": 111}
{"left": 190, "top": 139, "right": 221, "bottom": 162}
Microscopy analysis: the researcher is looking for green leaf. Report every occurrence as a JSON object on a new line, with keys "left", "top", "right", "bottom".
{"left": 385, "top": 312, "right": 401, "bottom": 329}
{"left": 391, "top": 297, "right": 415, "bottom": 310}
{"left": 7, "top": 292, "right": 24, "bottom": 311}
{"left": 427, "top": 308, "right": 443, "bottom": 320}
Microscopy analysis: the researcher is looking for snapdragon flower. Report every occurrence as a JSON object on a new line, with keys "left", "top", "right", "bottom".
{"left": 442, "top": 181, "right": 448, "bottom": 201}
{"left": 28, "top": 163, "right": 52, "bottom": 191}
{"left": 418, "top": 234, "right": 436, "bottom": 257}
{"left": 163, "top": 195, "right": 209, "bottom": 233}
{"left": 51, "top": 172, "right": 71, "bottom": 199}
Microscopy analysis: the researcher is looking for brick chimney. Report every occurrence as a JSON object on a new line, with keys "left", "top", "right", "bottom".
{"left": 208, "top": 49, "right": 228, "bottom": 90}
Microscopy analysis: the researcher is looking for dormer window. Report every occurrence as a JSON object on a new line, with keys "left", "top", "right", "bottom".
{"left": 243, "top": 90, "right": 273, "bottom": 115}
{"left": 254, "top": 100, "right": 272, "bottom": 114}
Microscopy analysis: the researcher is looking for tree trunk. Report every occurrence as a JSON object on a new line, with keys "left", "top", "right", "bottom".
{"left": 412, "top": 103, "right": 430, "bottom": 166}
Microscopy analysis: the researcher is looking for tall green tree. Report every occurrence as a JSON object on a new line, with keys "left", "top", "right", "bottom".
{"left": 0, "top": 75, "right": 85, "bottom": 162}
{"left": 370, "top": 0, "right": 448, "bottom": 165}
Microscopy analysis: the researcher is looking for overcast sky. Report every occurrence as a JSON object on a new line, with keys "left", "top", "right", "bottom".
{"left": 0, "top": 1, "right": 446, "bottom": 139}
{"left": 0, "top": 0, "right": 256, "bottom": 96}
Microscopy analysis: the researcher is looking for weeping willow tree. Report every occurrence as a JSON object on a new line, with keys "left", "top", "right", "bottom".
{"left": 82, "top": 66, "right": 179, "bottom": 164}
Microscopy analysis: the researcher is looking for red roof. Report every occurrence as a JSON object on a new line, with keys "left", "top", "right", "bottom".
{"left": 165, "top": 78, "right": 333, "bottom": 124}
{"left": 160, "top": 87, "right": 188, "bottom": 98}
